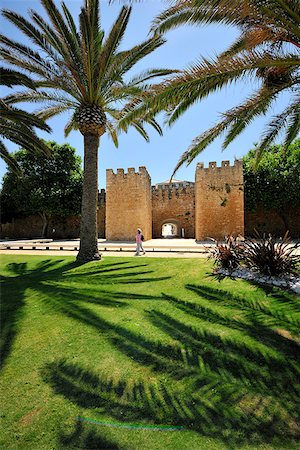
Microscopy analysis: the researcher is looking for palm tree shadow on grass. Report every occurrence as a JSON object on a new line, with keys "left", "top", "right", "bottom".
{"left": 58, "top": 419, "right": 121, "bottom": 449}
{"left": 185, "top": 283, "right": 300, "bottom": 338}
{"left": 0, "top": 258, "right": 169, "bottom": 371}
{"left": 43, "top": 283, "right": 300, "bottom": 447}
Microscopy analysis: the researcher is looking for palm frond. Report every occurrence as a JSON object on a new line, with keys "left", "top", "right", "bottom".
{"left": 0, "top": 121, "right": 50, "bottom": 156}
{"left": 1, "top": 9, "right": 62, "bottom": 62}
{"left": 120, "top": 50, "right": 299, "bottom": 130}
{"left": 39, "top": 0, "right": 76, "bottom": 57}
{"left": 0, "top": 140, "right": 22, "bottom": 175}
{"left": 64, "top": 114, "right": 78, "bottom": 137}
{"left": 283, "top": 100, "right": 300, "bottom": 148}
{"left": 255, "top": 95, "right": 300, "bottom": 160}
{"left": 131, "top": 120, "right": 150, "bottom": 142}
{"left": 222, "top": 80, "right": 295, "bottom": 149}
{"left": 3, "top": 89, "right": 75, "bottom": 107}
{"left": 0, "top": 67, "right": 35, "bottom": 88}
{"left": 127, "top": 68, "right": 179, "bottom": 86}
{"left": 35, "top": 105, "right": 71, "bottom": 121}
{"left": 101, "top": 37, "right": 168, "bottom": 94}
{"left": 0, "top": 102, "right": 51, "bottom": 131}
{"left": 0, "top": 34, "right": 61, "bottom": 77}
{"left": 147, "top": 118, "right": 163, "bottom": 136}
{"left": 106, "top": 120, "right": 119, "bottom": 148}
{"left": 97, "top": 6, "right": 131, "bottom": 84}
{"left": 171, "top": 116, "right": 233, "bottom": 178}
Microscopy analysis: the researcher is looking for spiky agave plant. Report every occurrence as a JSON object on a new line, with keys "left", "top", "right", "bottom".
{"left": 120, "top": 0, "right": 300, "bottom": 176}
{"left": 0, "top": 0, "right": 173, "bottom": 261}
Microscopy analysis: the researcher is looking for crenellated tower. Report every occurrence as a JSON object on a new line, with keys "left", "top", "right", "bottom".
{"left": 106, "top": 166, "right": 152, "bottom": 240}
{"left": 195, "top": 160, "right": 244, "bottom": 241}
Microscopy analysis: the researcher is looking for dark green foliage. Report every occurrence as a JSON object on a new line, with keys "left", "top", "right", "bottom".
{"left": 242, "top": 231, "right": 300, "bottom": 277}
{"left": 243, "top": 139, "right": 300, "bottom": 221}
{"left": 1, "top": 141, "right": 82, "bottom": 235}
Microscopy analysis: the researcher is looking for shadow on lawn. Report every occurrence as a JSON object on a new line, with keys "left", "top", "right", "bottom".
{"left": 0, "top": 258, "right": 169, "bottom": 371}
{"left": 43, "top": 283, "right": 300, "bottom": 448}
{"left": 58, "top": 419, "right": 121, "bottom": 449}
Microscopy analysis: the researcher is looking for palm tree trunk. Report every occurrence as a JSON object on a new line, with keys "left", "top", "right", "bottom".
{"left": 76, "top": 134, "right": 101, "bottom": 262}
{"left": 39, "top": 211, "right": 49, "bottom": 238}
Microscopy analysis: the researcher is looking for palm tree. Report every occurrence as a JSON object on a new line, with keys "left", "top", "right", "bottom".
{"left": 120, "top": 0, "right": 300, "bottom": 175}
{"left": 0, "top": 67, "right": 50, "bottom": 174}
{"left": 0, "top": 0, "right": 172, "bottom": 261}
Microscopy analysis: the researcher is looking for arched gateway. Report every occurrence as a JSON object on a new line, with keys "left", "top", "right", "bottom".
{"left": 104, "top": 161, "right": 244, "bottom": 241}
{"left": 161, "top": 221, "right": 180, "bottom": 238}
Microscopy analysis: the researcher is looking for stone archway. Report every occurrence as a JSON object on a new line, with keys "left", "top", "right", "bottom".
{"left": 161, "top": 219, "right": 181, "bottom": 238}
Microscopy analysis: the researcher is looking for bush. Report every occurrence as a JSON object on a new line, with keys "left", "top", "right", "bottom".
{"left": 209, "top": 235, "right": 243, "bottom": 273}
{"left": 242, "top": 231, "right": 300, "bottom": 277}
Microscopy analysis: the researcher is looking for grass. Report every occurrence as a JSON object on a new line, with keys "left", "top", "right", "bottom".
{"left": 0, "top": 254, "right": 299, "bottom": 450}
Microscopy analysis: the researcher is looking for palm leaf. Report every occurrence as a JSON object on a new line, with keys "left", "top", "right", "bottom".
{"left": 35, "top": 105, "right": 71, "bottom": 121}
{"left": 0, "top": 140, "right": 22, "bottom": 175}
{"left": 106, "top": 120, "right": 119, "bottom": 148}
{"left": 0, "top": 102, "right": 51, "bottom": 131}
{"left": 64, "top": 114, "right": 78, "bottom": 137}
{"left": 97, "top": 6, "right": 131, "bottom": 84}
{"left": 0, "top": 67, "right": 35, "bottom": 88}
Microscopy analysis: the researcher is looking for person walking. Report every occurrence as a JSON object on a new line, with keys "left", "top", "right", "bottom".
{"left": 135, "top": 228, "right": 145, "bottom": 256}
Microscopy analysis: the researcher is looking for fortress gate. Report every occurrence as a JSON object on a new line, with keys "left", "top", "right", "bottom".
{"left": 104, "top": 161, "right": 244, "bottom": 241}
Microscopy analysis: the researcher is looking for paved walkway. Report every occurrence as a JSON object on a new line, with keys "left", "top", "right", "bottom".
{"left": 0, "top": 238, "right": 214, "bottom": 258}
{"left": 1, "top": 238, "right": 299, "bottom": 259}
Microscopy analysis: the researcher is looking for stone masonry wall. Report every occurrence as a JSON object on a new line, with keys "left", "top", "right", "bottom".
{"left": 152, "top": 186, "right": 195, "bottom": 238}
{"left": 245, "top": 207, "right": 300, "bottom": 238}
{"left": 0, "top": 214, "right": 81, "bottom": 239}
{"left": 195, "top": 160, "right": 244, "bottom": 241}
{"left": 105, "top": 166, "right": 152, "bottom": 241}
{"left": 97, "top": 189, "right": 106, "bottom": 238}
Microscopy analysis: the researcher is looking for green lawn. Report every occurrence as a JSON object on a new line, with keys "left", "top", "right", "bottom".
{"left": 0, "top": 255, "right": 299, "bottom": 450}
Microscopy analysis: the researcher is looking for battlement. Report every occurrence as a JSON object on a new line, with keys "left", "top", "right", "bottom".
{"left": 196, "top": 159, "right": 242, "bottom": 171}
{"left": 106, "top": 166, "right": 150, "bottom": 183}
{"left": 97, "top": 188, "right": 106, "bottom": 205}
{"left": 152, "top": 185, "right": 194, "bottom": 199}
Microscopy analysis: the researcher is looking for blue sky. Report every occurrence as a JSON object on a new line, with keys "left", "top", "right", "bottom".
{"left": 0, "top": 0, "right": 290, "bottom": 187}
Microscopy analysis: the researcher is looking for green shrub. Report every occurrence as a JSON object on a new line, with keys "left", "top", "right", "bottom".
{"left": 242, "top": 231, "right": 300, "bottom": 277}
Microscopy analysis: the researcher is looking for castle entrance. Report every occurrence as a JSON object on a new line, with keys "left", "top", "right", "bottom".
{"left": 162, "top": 222, "right": 179, "bottom": 238}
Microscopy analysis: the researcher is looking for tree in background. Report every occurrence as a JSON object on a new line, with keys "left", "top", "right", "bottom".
{"left": 1, "top": 141, "right": 83, "bottom": 237}
{"left": 0, "top": 0, "right": 173, "bottom": 261}
{"left": 120, "top": 0, "right": 300, "bottom": 176}
{"left": 0, "top": 67, "right": 50, "bottom": 174}
{"left": 243, "top": 138, "right": 300, "bottom": 233}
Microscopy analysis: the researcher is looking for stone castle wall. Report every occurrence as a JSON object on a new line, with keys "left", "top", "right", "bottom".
{"left": 245, "top": 207, "right": 300, "bottom": 237}
{"left": 4, "top": 160, "right": 299, "bottom": 240}
{"left": 97, "top": 189, "right": 106, "bottom": 238}
{"left": 105, "top": 166, "right": 152, "bottom": 241}
{"left": 195, "top": 160, "right": 244, "bottom": 240}
{"left": 0, "top": 215, "right": 81, "bottom": 239}
{"left": 152, "top": 186, "right": 195, "bottom": 238}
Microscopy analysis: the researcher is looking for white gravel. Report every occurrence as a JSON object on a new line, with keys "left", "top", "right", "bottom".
{"left": 218, "top": 267, "right": 300, "bottom": 295}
